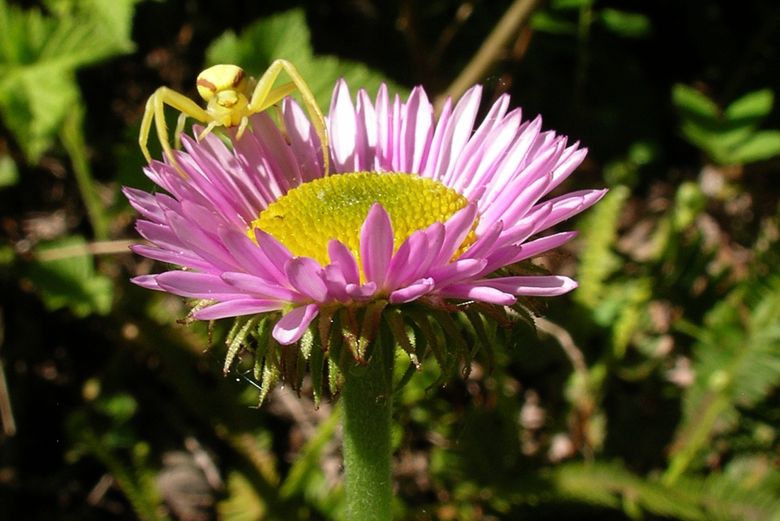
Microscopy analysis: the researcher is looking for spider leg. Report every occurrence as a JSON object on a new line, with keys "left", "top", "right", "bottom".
{"left": 174, "top": 112, "right": 188, "bottom": 150}
{"left": 247, "top": 59, "right": 330, "bottom": 175}
{"left": 139, "top": 87, "right": 211, "bottom": 172}
{"left": 197, "top": 121, "right": 219, "bottom": 142}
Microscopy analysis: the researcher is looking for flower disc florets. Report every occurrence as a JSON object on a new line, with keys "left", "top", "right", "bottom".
{"left": 250, "top": 172, "right": 475, "bottom": 270}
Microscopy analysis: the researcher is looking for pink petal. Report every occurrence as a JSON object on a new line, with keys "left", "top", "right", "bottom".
{"left": 156, "top": 271, "right": 243, "bottom": 299}
{"left": 433, "top": 85, "right": 482, "bottom": 181}
{"left": 218, "top": 227, "right": 286, "bottom": 285}
{"left": 328, "top": 240, "right": 360, "bottom": 285}
{"left": 285, "top": 257, "right": 328, "bottom": 302}
{"left": 389, "top": 278, "right": 434, "bottom": 304}
{"left": 323, "top": 264, "right": 350, "bottom": 302}
{"left": 420, "top": 97, "right": 452, "bottom": 178}
{"left": 428, "top": 258, "right": 487, "bottom": 287}
{"left": 480, "top": 275, "right": 578, "bottom": 296}
{"left": 384, "top": 229, "right": 427, "bottom": 289}
{"left": 221, "top": 272, "right": 300, "bottom": 301}
{"left": 282, "top": 98, "right": 324, "bottom": 182}
{"left": 131, "top": 274, "right": 162, "bottom": 290}
{"left": 530, "top": 189, "right": 608, "bottom": 231}
{"left": 329, "top": 79, "right": 358, "bottom": 172}
{"left": 374, "top": 84, "right": 392, "bottom": 169}
{"left": 131, "top": 244, "right": 214, "bottom": 272}
{"left": 354, "top": 89, "right": 376, "bottom": 170}
{"left": 194, "top": 299, "right": 283, "bottom": 320}
{"left": 400, "top": 86, "right": 434, "bottom": 172}
{"left": 346, "top": 281, "right": 377, "bottom": 300}
{"left": 438, "top": 284, "right": 517, "bottom": 305}
{"left": 360, "top": 203, "right": 394, "bottom": 286}
{"left": 273, "top": 303, "right": 319, "bottom": 345}
{"left": 435, "top": 203, "right": 478, "bottom": 264}
{"left": 483, "top": 231, "right": 578, "bottom": 274}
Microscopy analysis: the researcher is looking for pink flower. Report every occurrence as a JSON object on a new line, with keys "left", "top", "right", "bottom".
{"left": 125, "top": 81, "right": 605, "bottom": 347}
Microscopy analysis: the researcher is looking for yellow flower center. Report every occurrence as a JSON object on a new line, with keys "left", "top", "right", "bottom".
{"left": 249, "top": 172, "right": 476, "bottom": 266}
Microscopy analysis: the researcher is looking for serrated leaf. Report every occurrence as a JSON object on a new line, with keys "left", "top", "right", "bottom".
{"left": 205, "top": 9, "right": 404, "bottom": 110}
{"left": 25, "top": 235, "right": 113, "bottom": 317}
{"left": 218, "top": 472, "right": 265, "bottom": 521}
{"left": 667, "top": 277, "right": 780, "bottom": 483}
{"left": 574, "top": 185, "right": 629, "bottom": 308}
{"left": 0, "top": 0, "right": 138, "bottom": 162}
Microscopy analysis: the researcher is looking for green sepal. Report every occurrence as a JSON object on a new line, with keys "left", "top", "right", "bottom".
{"left": 317, "top": 307, "right": 336, "bottom": 353}
{"left": 358, "top": 300, "right": 387, "bottom": 361}
{"left": 394, "top": 360, "right": 418, "bottom": 393}
{"left": 299, "top": 327, "right": 314, "bottom": 360}
{"left": 309, "top": 330, "right": 325, "bottom": 408}
{"left": 407, "top": 308, "right": 445, "bottom": 370}
{"left": 385, "top": 307, "right": 419, "bottom": 368}
{"left": 432, "top": 309, "right": 469, "bottom": 378}
{"left": 328, "top": 356, "right": 344, "bottom": 396}
{"left": 280, "top": 342, "right": 303, "bottom": 393}
{"left": 464, "top": 308, "right": 496, "bottom": 373}
{"left": 224, "top": 316, "right": 258, "bottom": 375}
{"left": 257, "top": 356, "right": 280, "bottom": 406}
{"left": 253, "top": 316, "right": 272, "bottom": 381}
{"left": 340, "top": 307, "right": 361, "bottom": 362}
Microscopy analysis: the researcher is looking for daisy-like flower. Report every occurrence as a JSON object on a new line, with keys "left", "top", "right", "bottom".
{"left": 125, "top": 80, "right": 605, "bottom": 372}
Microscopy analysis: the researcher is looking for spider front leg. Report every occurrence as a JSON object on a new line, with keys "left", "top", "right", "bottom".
{"left": 139, "top": 86, "right": 211, "bottom": 169}
{"left": 247, "top": 59, "right": 330, "bottom": 175}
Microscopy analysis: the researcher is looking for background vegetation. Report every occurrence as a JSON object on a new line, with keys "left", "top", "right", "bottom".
{"left": 1, "top": 0, "right": 779, "bottom": 519}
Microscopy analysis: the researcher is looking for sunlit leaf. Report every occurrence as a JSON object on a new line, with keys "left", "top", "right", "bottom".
{"left": 725, "top": 89, "right": 774, "bottom": 123}
{"left": 0, "top": 153, "right": 18, "bottom": 188}
{"left": 205, "top": 9, "right": 404, "bottom": 109}
{"left": 530, "top": 11, "right": 578, "bottom": 35}
{"left": 599, "top": 9, "right": 652, "bottom": 38}
{"left": 673, "top": 84, "right": 720, "bottom": 122}
{"left": 0, "top": 0, "right": 138, "bottom": 162}
{"left": 726, "top": 130, "right": 780, "bottom": 164}
{"left": 24, "top": 235, "right": 114, "bottom": 317}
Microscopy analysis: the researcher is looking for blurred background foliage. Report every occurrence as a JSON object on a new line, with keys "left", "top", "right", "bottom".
{"left": 1, "top": 0, "right": 779, "bottom": 519}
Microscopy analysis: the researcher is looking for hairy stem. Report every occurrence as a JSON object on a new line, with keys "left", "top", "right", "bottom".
{"left": 341, "top": 341, "right": 395, "bottom": 520}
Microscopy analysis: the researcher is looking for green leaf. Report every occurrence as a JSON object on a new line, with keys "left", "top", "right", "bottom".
{"left": 205, "top": 9, "right": 405, "bottom": 110}
{"left": 530, "top": 11, "right": 579, "bottom": 35}
{"left": 0, "top": 0, "right": 138, "bottom": 162}
{"left": 24, "top": 235, "right": 114, "bottom": 317}
{"left": 574, "top": 185, "right": 629, "bottom": 309}
{"left": 725, "top": 89, "right": 774, "bottom": 123}
{"left": 0, "top": 153, "right": 19, "bottom": 187}
{"left": 673, "top": 84, "right": 720, "bottom": 121}
{"left": 599, "top": 9, "right": 652, "bottom": 38}
{"left": 726, "top": 130, "right": 780, "bottom": 164}
{"left": 666, "top": 277, "right": 780, "bottom": 483}
{"left": 551, "top": 0, "right": 593, "bottom": 9}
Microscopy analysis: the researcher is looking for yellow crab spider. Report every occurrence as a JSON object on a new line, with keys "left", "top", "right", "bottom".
{"left": 138, "top": 59, "right": 329, "bottom": 176}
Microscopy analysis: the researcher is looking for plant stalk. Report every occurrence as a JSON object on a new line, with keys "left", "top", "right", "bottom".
{"left": 61, "top": 107, "right": 110, "bottom": 240}
{"left": 341, "top": 342, "right": 395, "bottom": 520}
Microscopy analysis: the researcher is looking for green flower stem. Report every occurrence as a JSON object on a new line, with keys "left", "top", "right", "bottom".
{"left": 61, "top": 107, "right": 109, "bottom": 240}
{"left": 341, "top": 343, "right": 395, "bottom": 521}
